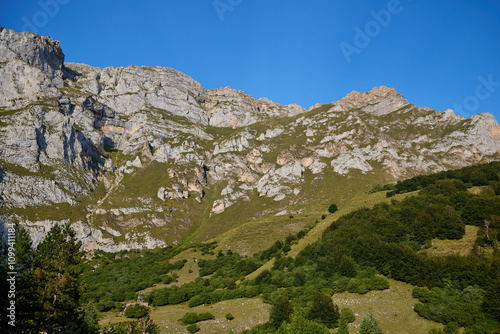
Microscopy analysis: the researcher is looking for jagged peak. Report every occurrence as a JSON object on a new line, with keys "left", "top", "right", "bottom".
{"left": 334, "top": 85, "right": 409, "bottom": 116}
{"left": 0, "top": 25, "right": 65, "bottom": 88}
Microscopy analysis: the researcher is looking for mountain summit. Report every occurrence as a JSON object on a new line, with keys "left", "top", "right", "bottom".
{"left": 1, "top": 26, "right": 499, "bottom": 252}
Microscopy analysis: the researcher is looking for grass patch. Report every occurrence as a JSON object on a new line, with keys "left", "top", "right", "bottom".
{"left": 331, "top": 278, "right": 443, "bottom": 334}
{"left": 423, "top": 225, "right": 478, "bottom": 256}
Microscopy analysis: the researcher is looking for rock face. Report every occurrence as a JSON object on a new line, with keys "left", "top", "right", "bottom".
{"left": 1, "top": 26, "right": 500, "bottom": 251}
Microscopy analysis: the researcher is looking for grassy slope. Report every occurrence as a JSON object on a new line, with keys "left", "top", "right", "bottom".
{"left": 423, "top": 225, "right": 478, "bottom": 257}
{"left": 332, "top": 279, "right": 443, "bottom": 334}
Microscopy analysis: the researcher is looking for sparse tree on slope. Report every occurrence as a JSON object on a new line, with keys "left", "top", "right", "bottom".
{"left": 359, "top": 312, "right": 384, "bottom": 334}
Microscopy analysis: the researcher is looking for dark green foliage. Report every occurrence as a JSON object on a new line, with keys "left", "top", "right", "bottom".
{"left": 328, "top": 204, "right": 338, "bottom": 214}
{"left": 340, "top": 308, "right": 355, "bottom": 323}
{"left": 337, "top": 308, "right": 355, "bottom": 334}
{"left": 182, "top": 312, "right": 199, "bottom": 324}
{"left": 101, "top": 316, "right": 159, "bottom": 334}
{"left": 321, "top": 214, "right": 327, "bottom": 220}
{"left": 338, "top": 255, "right": 357, "bottom": 277}
{"left": 413, "top": 285, "right": 498, "bottom": 330}
{"left": 269, "top": 294, "right": 293, "bottom": 328}
{"left": 187, "top": 324, "right": 200, "bottom": 333}
{"left": 80, "top": 245, "right": 187, "bottom": 309}
{"left": 293, "top": 268, "right": 307, "bottom": 287}
{"left": 198, "top": 312, "right": 215, "bottom": 321}
{"left": 6, "top": 224, "right": 105, "bottom": 333}
{"left": 25, "top": 224, "right": 83, "bottom": 331}
{"left": 278, "top": 311, "right": 330, "bottom": 334}
{"left": 124, "top": 304, "right": 149, "bottom": 318}
{"left": 181, "top": 311, "right": 215, "bottom": 324}
{"left": 359, "top": 313, "right": 384, "bottom": 334}
{"left": 198, "top": 251, "right": 259, "bottom": 277}
{"left": 379, "top": 161, "right": 500, "bottom": 195}
{"left": 337, "top": 317, "right": 350, "bottom": 334}
{"left": 256, "top": 270, "right": 273, "bottom": 285}
{"left": 15, "top": 226, "right": 33, "bottom": 269}
{"left": 81, "top": 303, "right": 100, "bottom": 334}
{"left": 148, "top": 274, "right": 261, "bottom": 308}
{"left": 443, "top": 322, "right": 459, "bottom": 334}
{"left": 483, "top": 276, "right": 500, "bottom": 321}
{"left": 306, "top": 292, "right": 340, "bottom": 328}
{"left": 226, "top": 313, "right": 234, "bottom": 320}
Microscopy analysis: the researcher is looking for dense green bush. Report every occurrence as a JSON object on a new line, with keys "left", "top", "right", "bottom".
{"left": 181, "top": 311, "right": 215, "bottom": 324}
{"left": 186, "top": 324, "right": 200, "bottom": 333}
{"left": 328, "top": 204, "right": 338, "bottom": 213}
{"left": 124, "top": 304, "right": 149, "bottom": 319}
{"left": 80, "top": 246, "right": 188, "bottom": 307}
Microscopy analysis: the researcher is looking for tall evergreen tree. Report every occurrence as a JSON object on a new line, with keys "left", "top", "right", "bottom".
{"left": 31, "top": 224, "right": 83, "bottom": 331}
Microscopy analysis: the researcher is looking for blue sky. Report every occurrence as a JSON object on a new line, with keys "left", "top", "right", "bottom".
{"left": 1, "top": 0, "right": 500, "bottom": 119}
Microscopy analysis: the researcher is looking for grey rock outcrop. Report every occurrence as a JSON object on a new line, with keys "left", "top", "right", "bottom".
{"left": 1, "top": 26, "right": 500, "bottom": 252}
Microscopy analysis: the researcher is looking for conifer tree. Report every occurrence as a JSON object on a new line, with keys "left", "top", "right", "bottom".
{"left": 32, "top": 224, "right": 83, "bottom": 330}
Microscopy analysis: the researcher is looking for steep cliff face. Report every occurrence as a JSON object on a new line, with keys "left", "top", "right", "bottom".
{"left": 1, "top": 26, "right": 499, "bottom": 251}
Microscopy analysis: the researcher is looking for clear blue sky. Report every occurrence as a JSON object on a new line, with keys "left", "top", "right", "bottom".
{"left": 1, "top": 0, "right": 500, "bottom": 119}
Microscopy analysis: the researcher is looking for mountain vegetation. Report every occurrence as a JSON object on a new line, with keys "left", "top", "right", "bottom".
{"left": 2, "top": 161, "right": 500, "bottom": 333}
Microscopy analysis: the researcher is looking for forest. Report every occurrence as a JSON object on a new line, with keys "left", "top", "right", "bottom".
{"left": 1, "top": 161, "right": 500, "bottom": 333}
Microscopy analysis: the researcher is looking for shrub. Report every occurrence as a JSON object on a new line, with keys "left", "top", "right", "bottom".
{"left": 321, "top": 214, "right": 327, "bottom": 220}
{"left": 188, "top": 295, "right": 204, "bottom": 308}
{"left": 161, "top": 274, "right": 174, "bottom": 284}
{"left": 124, "top": 304, "right": 149, "bottom": 319}
{"left": 341, "top": 308, "right": 356, "bottom": 323}
{"left": 197, "top": 312, "right": 215, "bottom": 322}
{"left": 182, "top": 312, "right": 199, "bottom": 324}
{"left": 328, "top": 204, "right": 338, "bottom": 213}
{"left": 182, "top": 311, "right": 215, "bottom": 324}
{"left": 186, "top": 324, "right": 200, "bottom": 333}
{"left": 226, "top": 313, "right": 234, "bottom": 320}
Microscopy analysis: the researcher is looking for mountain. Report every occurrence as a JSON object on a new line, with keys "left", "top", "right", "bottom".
{"left": 1, "top": 26, "right": 500, "bottom": 252}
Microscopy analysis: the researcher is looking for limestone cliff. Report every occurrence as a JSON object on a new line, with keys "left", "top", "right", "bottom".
{"left": 1, "top": 26, "right": 499, "bottom": 251}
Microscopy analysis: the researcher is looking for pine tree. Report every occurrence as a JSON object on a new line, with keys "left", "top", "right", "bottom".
{"left": 32, "top": 224, "right": 83, "bottom": 330}
{"left": 14, "top": 226, "right": 45, "bottom": 331}
{"left": 15, "top": 226, "right": 33, "bottom": 270}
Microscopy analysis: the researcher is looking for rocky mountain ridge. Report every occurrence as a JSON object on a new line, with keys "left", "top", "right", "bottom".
{"left": 1, "top": 26, "right": 500, "bottom": 252}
